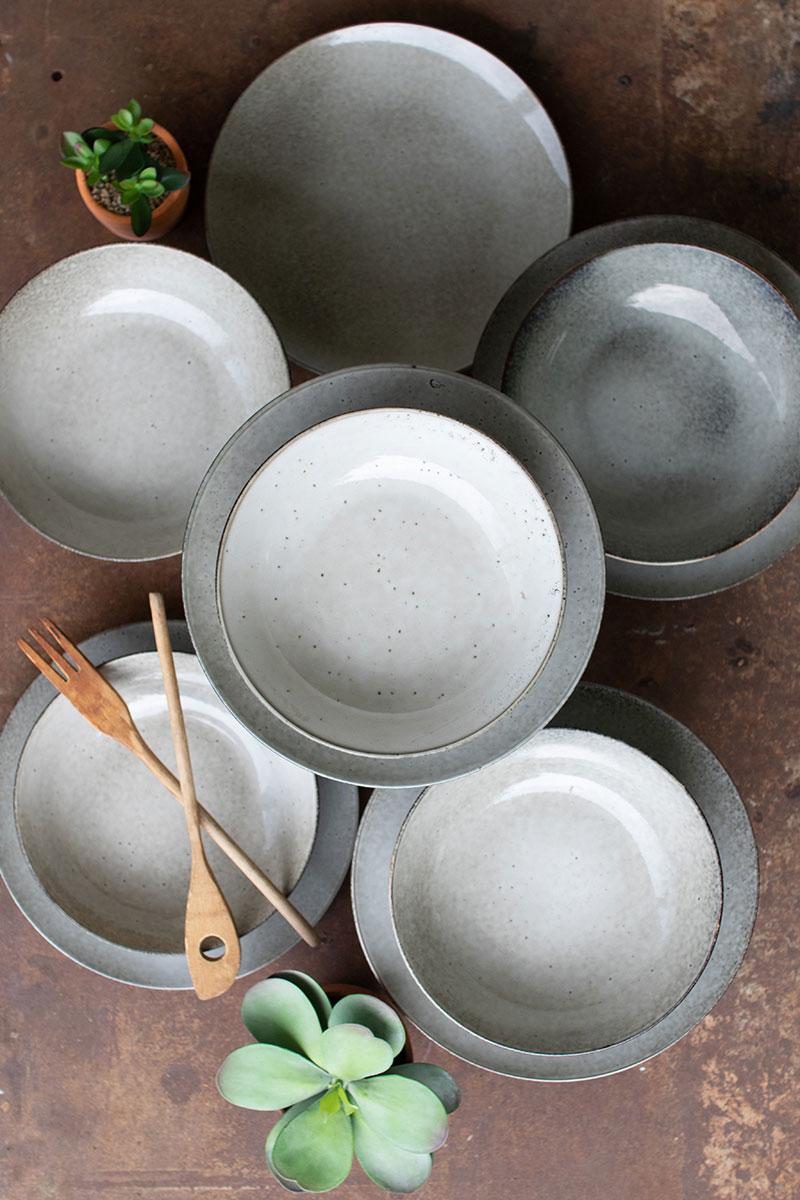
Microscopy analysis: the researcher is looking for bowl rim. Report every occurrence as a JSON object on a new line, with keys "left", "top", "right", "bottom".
{"left": 0, "top": 620, "right": 358, "bottom": 988}
{"left": 351, "top": 682, "right": 758, "bottom": 1080}
{"left": 502, "top": 237, "right": 800, "bottom": 570}
{"left": 0, "top": 243, "right": 290, "bottom": 562}
{"left": 215, "top": 404, "right": 568, "bottom": 757}
{"left": 386, "top": 723, "right": 724, "bottom": 1056}
{"left": 182, "top": 364, "right": 605, "bottom": 787}
{"left": 474, "top": 214, "right": 800, "bottom": 599}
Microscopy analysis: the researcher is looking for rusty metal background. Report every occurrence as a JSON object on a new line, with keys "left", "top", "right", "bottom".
{"left": 1, "top": 1, "right": 799, "bottom": 1197}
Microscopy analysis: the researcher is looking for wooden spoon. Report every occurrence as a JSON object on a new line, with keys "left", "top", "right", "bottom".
{"left": 150, "top": 593, "right": 241, "bottom": 999}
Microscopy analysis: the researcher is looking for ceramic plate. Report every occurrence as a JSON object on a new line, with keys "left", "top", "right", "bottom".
{"left": 0, "top": 622, "right": 358, "bottom": 988}
{"left": 205, "top": 22, "right": 571, "bottom": 372}
{"left": 0, "top": 245, "right": 289, "bottom": 560}
{"left": 218, "top": 408, "right": 565, "bottom": 755}
{"left": 352, "top": 684, "right": 758, "bottom": 1079}
{"left": 184, "top": 366, "right": 604, "bottom": 787}
{"left": 473, "top": 216, "right": 800, "bottom": 598}
{"left": 391, "top": 727, "right": 722, "bottom": 1054}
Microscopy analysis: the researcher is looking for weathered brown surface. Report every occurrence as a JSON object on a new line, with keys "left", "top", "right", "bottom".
{"left": 1, "top": 1, "right": 799, "bottom": 1197}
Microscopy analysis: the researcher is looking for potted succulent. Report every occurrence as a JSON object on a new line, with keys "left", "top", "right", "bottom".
{"left": 60, "top": 99, "right": 190, "bottom": 240}
{"left": 217, "top": 972, "right": 460, "bottom": 1193}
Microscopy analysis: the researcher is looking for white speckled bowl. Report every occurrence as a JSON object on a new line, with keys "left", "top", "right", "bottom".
{"left": 206, "top": 22, "right": 571, "bottom": 372}
{"left": 0, "top": 245, "right": 289, "bottom": 560}
{"left": 503, "top": 241, "right": 800, "bottom": 570}
{"left": 218, "top": 407, "right": 565, "bottom": 755}
{"left": 391, "top": 727, "right": 722, "bottom": 1054}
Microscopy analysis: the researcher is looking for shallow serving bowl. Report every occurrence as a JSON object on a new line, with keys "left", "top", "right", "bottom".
{"left": 391, "top": 727, "right": 722, "bottom": 1055}
{"left": 498, "top": 235, "right": 800, "bottom": 595}
{"left": 0, "top": 623, "right": 358, "bottom": 987}
{"left": 353, "top": 684, "right": 758, "bottom": 1079}
{"left": 184, "top": 365, "right": 605, "bottom": 787}
{"left": 0, "top": 245, "right": 289, "bottom": 560}
{"left": 219, "top": 407, "right": 565, "bottom": 755}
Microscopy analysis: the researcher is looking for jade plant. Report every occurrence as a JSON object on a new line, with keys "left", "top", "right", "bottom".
{"left": 217, "top": 972, "right": 460, "bottom": 1193}
{"left": 60, "top": 99, "right": 189, "bottom": 236}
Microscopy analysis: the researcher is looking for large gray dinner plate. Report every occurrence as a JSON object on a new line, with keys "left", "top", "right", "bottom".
{"left": 0, "top": 622, "right": 358, "bottom": 988}
{"left": 352, "top": 684, "right": 758, "bottom": 1080}
{"left": 206, "top": 22, "right": 571, "bottom": 373}
{"left": 473, "top": 216, "right": 800, "bottom": 599}
{"left": 182, "top": 365, "right": 604, "bottom": 787}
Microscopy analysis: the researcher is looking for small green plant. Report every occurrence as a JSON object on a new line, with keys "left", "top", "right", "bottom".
{"left": 217, "top": 972, "right": 460, "bottom": 1193}
{"left": 60, "top": 99, "right": 189, "bottom": 237}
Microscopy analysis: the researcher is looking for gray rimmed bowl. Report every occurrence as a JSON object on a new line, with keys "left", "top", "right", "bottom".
{"left": 0, "top": 622, "right": 358, "bottom": 988}
{"left": 182, "top": 365, "right": 605, "bottom": 787}
{"left": 352, "top": 683, "right": 758, "bottom": 1080}
{"left": 474, "top": 216, "right": 800, "bottom": 599}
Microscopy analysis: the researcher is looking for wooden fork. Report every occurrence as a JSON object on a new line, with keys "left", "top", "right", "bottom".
{"left": 17, "top": 617, "right": 320, "bottom": 950}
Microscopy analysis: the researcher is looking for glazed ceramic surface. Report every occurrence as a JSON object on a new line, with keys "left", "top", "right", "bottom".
{"left": 184, "top": 366, "right": 604, "bottom": 786}
{"left": 219, "top": 408, "right": 565, "bottom": 754}
{"left": 391, "top": 728, "right": 721, "bottom": 1054}
{"left": 352, "top": 684, "right": 758, "bottom": 1079}
{"left": 504, "top": 243, "right": 800, "bottom": 565}
{"left": 0, "top": 623, "right": 359, "bottom": 988}
{"left": 0, "top": 245, "right": 289, "bottom": 560}
{"left": 473, "top": 215, "right": 800, "bottom": 599}
{"left": 205, "top": 22, "right": 571, "bottom": 372}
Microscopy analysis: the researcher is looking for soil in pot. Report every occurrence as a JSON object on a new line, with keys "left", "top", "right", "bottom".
{"left": 90, "top": 135, "right": 175, "bottom": 217}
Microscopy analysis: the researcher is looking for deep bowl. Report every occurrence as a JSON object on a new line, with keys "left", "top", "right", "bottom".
{"left": 390, "top": 727, "right": 722, "bottom": 1054}
{"left": 503, "top": 241, "right": 800, "bottom": 571}
{"left": 0, "top": 245, "right": 289, "bottom": 560}
{"left": 217, "top": 407, "right": 565, "bottom": 755}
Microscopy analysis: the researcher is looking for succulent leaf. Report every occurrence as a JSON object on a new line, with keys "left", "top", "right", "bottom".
{"left": 266, "top": 1096, "right": 320, "bottom": 1192}
{"left": 157, "top": 167, "right": 190, "bottom": 192}
{"left": 271, "top": 1102, "right": 353, "bottom": 1193}
{"left": 310, "top": 1024, "right": 394, "bottom": 1082}
{"left": 347, "top": 1075, "right": 448, "bottom": 1154}
{"left": 272, "top": 972, "right": 332, "bottom": 1027}
{"left": 129, "top": 196, "right": 152, "bottom": 237}
{"left": 241, "top": 978, "right": 324, "bottom": 1057}
{"left": 217, "top": 1044, "right": 330, "bottom": 1111}
{"left": 328, "top": 994, "right": 406, "bottom": 1057}
{"left": 353, "top": 1113, "right": 433, "bottom": 1193}
{"left": 390, "top": 1063, "right": 461, "bottom": 1114}
{"left": 128, "top": 98, "right": 142, "bottom": 121}
{"left": 99, "top": 138, "right": 135, "bottom": 177}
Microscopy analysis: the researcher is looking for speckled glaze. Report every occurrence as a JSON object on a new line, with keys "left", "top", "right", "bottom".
{"left": 219, "top": 408, "right": 565, "bottom": 754}
{"left": 352, "top": 683, "right": 758, "bottom": 1080}
{"left": 0, "top": 623, "right": 359, "bottom": 988}
{"left": 473, "top": 215, "right": 800, "bottom": 599}
{"left": 205, "top": 22, "right": 571, "bottom": 372}
{"left": 184, "top": 366, "right": 604, "bottom": 787}
{"left": 0, "top": 245, "right": 290, "bottom": 561}
{"left": 504, "top": 243, "right": 800, "bottom": 565}
{"left": 391, "top": 727, "right": 722, "bottom": 1054}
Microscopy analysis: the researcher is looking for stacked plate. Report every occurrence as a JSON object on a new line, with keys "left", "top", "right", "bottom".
{"left": 353, "top": 684, "right": 758, "bottom": 1079}
{"left": 0, "top": 623, "right": 358, "bottom": 987}
{"left": 475, "top": 216, "right": 800, "bottom": 598}
{"left": 183, "top": 366, "right": 605, "bottom": 787}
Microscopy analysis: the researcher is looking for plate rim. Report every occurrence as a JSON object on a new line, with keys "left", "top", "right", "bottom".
{"left": 351, "top": 682, "right": 758, "bottom": 1080}
{"left": 0, "top": 620, "right": 358, "bottom": 988}
{"left": 0, "top": 243, "right": 291, "bottom": 563}
{"left": 182, "top": 364, "right": 605, "bottom": 787}
{"left": 473, "top": 214, "right": 800, "bottom": 599}
{"left": 205, "top": 20, "right": 572, "bottom": 374}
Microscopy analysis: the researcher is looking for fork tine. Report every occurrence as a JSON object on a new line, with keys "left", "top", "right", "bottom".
{"left": 27, "top": 627, "right": 75, "bottom": 679}
{"left": 17, "top": 638, "right": 71, "bottom": 692}
{"left": 41, "top": 618, "right": 91, "bottom": 669}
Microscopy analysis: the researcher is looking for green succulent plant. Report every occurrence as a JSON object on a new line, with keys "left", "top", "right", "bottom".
{"left": 60, "top": 98, "right": 189, "bottom": 237}
{"left": 217, "top": 972, "right": 460, "bottom": 1193}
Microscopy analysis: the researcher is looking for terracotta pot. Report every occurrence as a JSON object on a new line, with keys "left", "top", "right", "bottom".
{"left": 323, "top": 982, "right": 414, "bottom": 1064}
{"left": 75, "top": 121, "right": 189, "bottom": 242}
